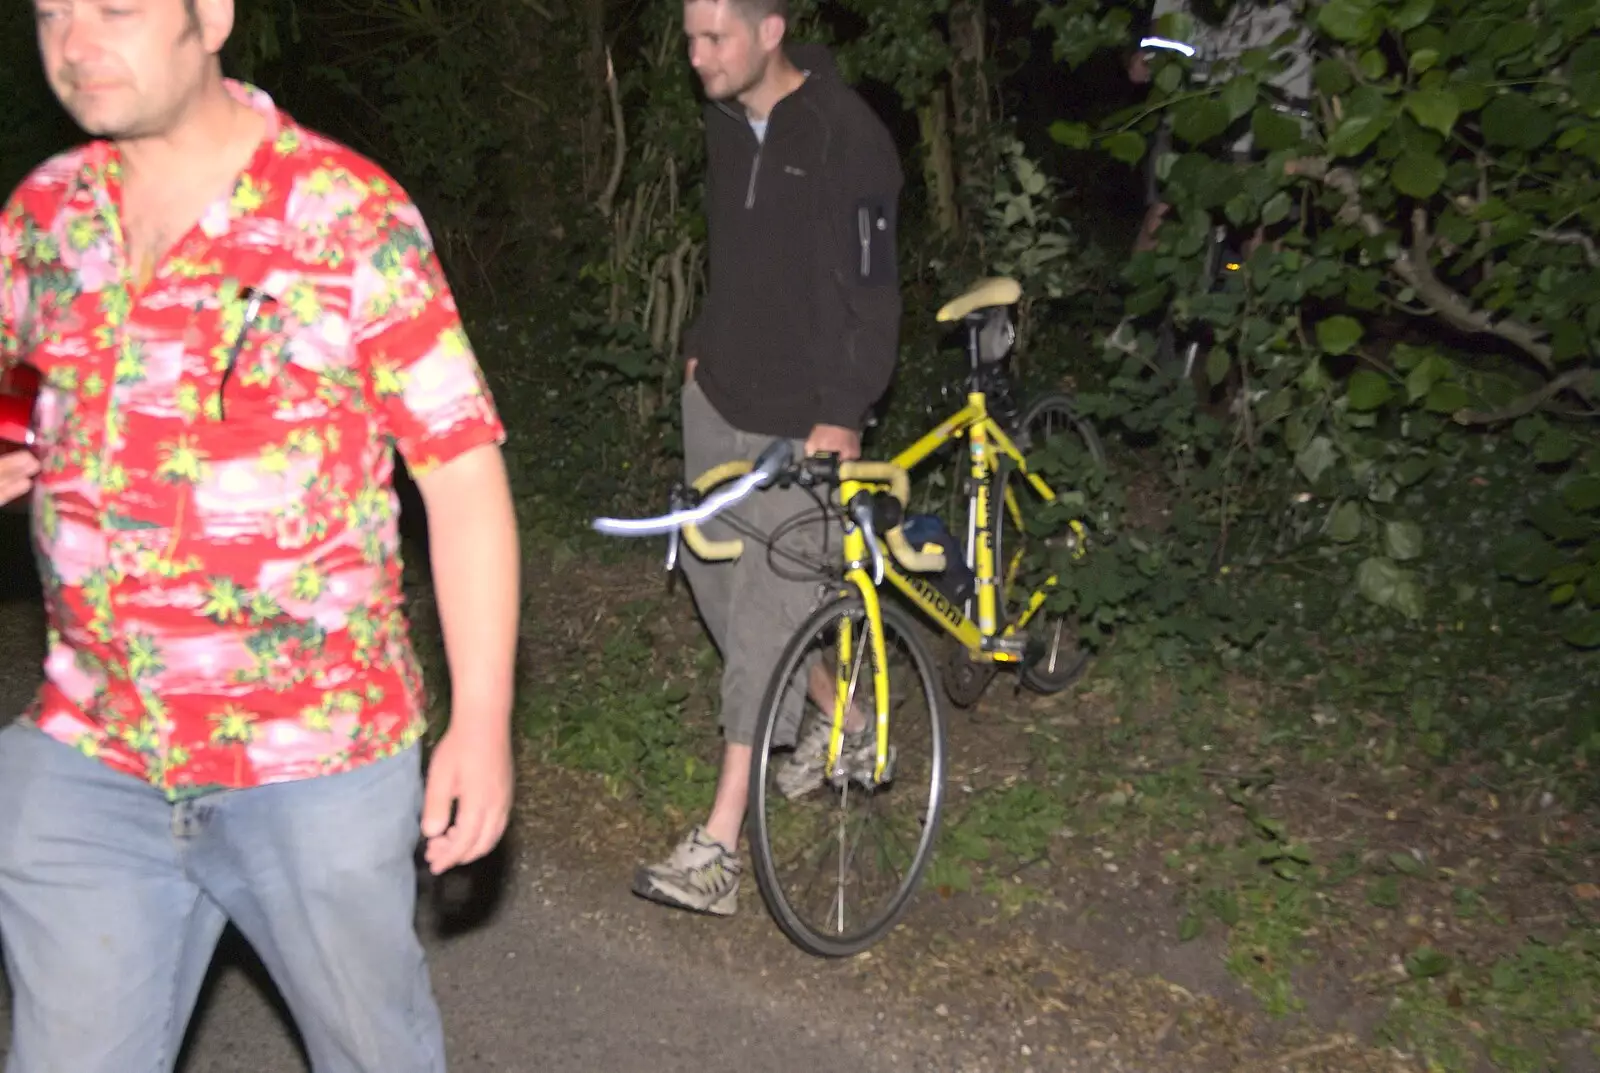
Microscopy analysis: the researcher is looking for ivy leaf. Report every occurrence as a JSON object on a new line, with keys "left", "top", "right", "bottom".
{"left": 1357, "top": 556, "right": 1403, "bottom": 608}
{"left": 1261, "top": 191, "right": 1292, "bottom": 225}
{"left": 1391, "top": 0, "right": 1435, "bottom": 31}
{"left": 1103, "top": 130, "right": 1148, "bottom": 165}
{"left": 1316, "top": 315, "right": 1364, "bottom": 355}
{"left": 1563, "top": 478, "right": 1600, "bottom": 514}
{"left": 1330, "top": 501, "right": 1365, "bottom": 542}
{"left": 1405, "top": 946, "right": 1453, "bottom": 979}
{"left": 1252, "top": 106, "right": 1304, "bottom": 151}
{"left": 1347, "top": 369, "right": 1394, "bottom": 411}
{"left": 1493, "top": 530, "right": 1565, "bottom": 582}
{"left": 1296, "top": 436, "right": 1338, "bottom": 484}
{"left": 1404, "top": 88, "right": 1460, "bottom": 137}
{"left": 1572, "top": 40, "right": 1600, "bottom": 111}
{"left": 1481, "top": 94, "right": 1555, "bottom": 150}
{"left": 1535, "top": 427, "right": 1578, "bottom": 465}
{"left": 1221, "top": 76, "right": 1259, "bottom": 122}
{"left": 1319, "top": 0, "right": 1378, "bottom": 43}
{"left": 1173, "top": 99, "right": 1232, "bottom": 146}
{"left": 1207, "top": 346, "right": 1232, "bottom": 388}
{"left": 1328, "top": 112, "right": 1390, "bottom": 158}
{"left": 1565, "top": 613, "right": 1600, "bottom": 649}
{"left": 1392, "top": 149, "right": 1446, "bottom": 198}
{"left": 1385, "top": 520, "right": 1425, "bottom": 561}
{"left": 1393, "top": 575, "right": 1426, "bottom": 620}
{"left": 1425, "top": 380, "right": 1471, "bottom": 414}
{"left": 1049, "top": 121, "right": 1091, "bottom": 149}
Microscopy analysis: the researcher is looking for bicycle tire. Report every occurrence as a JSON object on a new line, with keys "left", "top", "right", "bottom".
{"left": 747, "top": 592, "right": 946, "bottom": 958}
{"left": 995, "top": 392, "right": 1103, "bottom": 694}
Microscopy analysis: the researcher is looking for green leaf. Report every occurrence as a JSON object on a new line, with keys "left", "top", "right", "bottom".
{"left": 1358, "top": 49, "right": 1387, "bottom": 79}
{"left": 1393, "top": 457, "right": 1434, "bottom": 487}
{"left": 1529, "top": 497, "right": 1589, "bottom": 541}
{"left": 1313, "top": 58, "right": 1353, "bottom": 96}
{"left": 1406, "top": 355, "right": 1453, "bottom": 402}
{"left": 1424, "top": 380, "right": 1470, "bottom": 414}
{"left": 1534, "top": 428, "right": 1578, "bottom": 465}
{"left": 1391, "top": 0, "right": 1434, "bottom": 31}
{"left": 1296, "top": 436, "right": 1338, "bottom": 484}
{"left": 1367, "top": 875, "right": 1400, "bottom": 908}
{"left": 1404, "top": 88, "right": 1459, "bottom": 137}
{"left": 1251, "top": 106, "right": 1304, "bottom": 152}
{"left": 1261, "top": 191, "right": 1292, "bottom": 225}
{"left": 1172, "top": 99, "right": 1232, "bottom": 146}
{"left": 1346, "top": 369, "right": 1394, "bottom": 411}
{"left": 1206, "top": 346, "right": 1231, "bottom": 388}
{"left": 1103, "top": 130, "right": 1148, "bottom": 165}
{"left": 1220, "top": 76, "right": 1259, "bottom": 121}
{"left": 1409, "top": 48, "right": 1439, "bottom": 73}
{"left": 1389, "top": 851, "right": 1425, "bottom": 876}
{"left": 1481, "top": 94, "right": 1555, "bottom": 150}
{"left": 1393, "top": 576, "right": 1426, "bottom": 620}
{"left": 1562, "top": 478, "right": 1600, "bottom": 514}
{"left": 1319, "top": 0, "right": 1378, "bottom": 43}
{"left": 1330, "top": 501, "right": 1365, "bottom": 542}
{"left": 1316, "top": 315, "right": 1364, "bottom": 355}
{"left": 1328, "top": 112, "right": 1389, "bottom": 158}
{"left": 1048, "top": 121, "right": 1091, "bottom": 149}
{"left": 1357, "top": 556, "right": 1403, "bottom": 608}
{"left": 1565, "top": 613, "right": 1600, "bottom": 649}
{"left": 1405, "top": 946, "right": 1452, "bottom": 979}
{"left": 1385, "top": 520, "right": 1425, "bottom": 561}
{"left": 1572, "top": 41, "right": 1600, "bottom": 111}
{"left": 1392, "top": 149, "right": 1446, "bottom": 198}
{"left": 1178, "top": 912, "right": 1204, "bottom": 942}
{"left": 1494, "top": 531, "right": 1566, "bottom": 582}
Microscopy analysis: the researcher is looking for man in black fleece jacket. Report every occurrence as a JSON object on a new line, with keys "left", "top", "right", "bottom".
{"left": 633, "top": 0, "right": 903, "bottom": 917}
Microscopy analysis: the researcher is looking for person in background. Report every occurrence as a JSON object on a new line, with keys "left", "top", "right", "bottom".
{"left": 631, "top": 0, "right": 903, "bottom": 917}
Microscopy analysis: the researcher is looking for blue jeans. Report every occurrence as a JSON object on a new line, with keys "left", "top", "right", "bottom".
{"left": 0, "top": 721, "right": 445, "bottom": 1073}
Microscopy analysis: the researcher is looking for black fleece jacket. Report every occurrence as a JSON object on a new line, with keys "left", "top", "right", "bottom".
{"left": 682, "top": 43, "right": 904, "bottom": 440}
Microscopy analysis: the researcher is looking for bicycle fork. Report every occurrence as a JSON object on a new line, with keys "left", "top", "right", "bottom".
{"left": 834, "top": 520, "right": 893, "bottom": 786}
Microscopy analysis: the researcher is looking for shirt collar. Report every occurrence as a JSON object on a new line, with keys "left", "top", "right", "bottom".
{"left": 64, "top": 79, "right": 288, "bottom": 201}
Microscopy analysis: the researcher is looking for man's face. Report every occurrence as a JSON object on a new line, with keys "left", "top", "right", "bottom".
{"left": 33, "top": 0, "right": 219, "bottom": 141}
{"left": 683, "top": 1, "right": 773, "bottom": 103}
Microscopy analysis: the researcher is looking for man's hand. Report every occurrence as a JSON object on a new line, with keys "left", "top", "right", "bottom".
{"left": 805, "top": 423, "right": 861, "bottom": 461}
{"left": 412, "top": 443, "right": 520, "bottom": 874}
{"left": 1127, "top": 51, "right": 1152, "bottom": 84}
{"left": 0, "top": 449, "right": 39, "bottom": 505}
{"left": 684, "top": 357, "right": 698, "bottom": 384}
{"left": 421, "top": 721, "right": 514, "bottom": 875}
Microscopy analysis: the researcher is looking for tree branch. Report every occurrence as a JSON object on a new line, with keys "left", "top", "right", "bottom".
{"left": 1535, "top": 228, "right": 1600, "bottom": 268}
{"left": 1452, "top": 367, "right": 1598, "bottom": 425}
{"left": 596, "top": 47, "right": 627, "bottom": 219}
{"left": 1290, "top": 158, "right": 1554, "bottom": 369}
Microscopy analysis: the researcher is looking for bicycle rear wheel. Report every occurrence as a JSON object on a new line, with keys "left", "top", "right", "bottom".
{"left": 747, "top": 592, "right": 946, "bottom": 958}
{"left": 995, "top": 392, "right": 1104, "bottom": 694}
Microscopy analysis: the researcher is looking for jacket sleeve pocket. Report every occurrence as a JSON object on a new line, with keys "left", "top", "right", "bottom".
{"left": 854, "top": 198, "right": 897, "bottom": 288}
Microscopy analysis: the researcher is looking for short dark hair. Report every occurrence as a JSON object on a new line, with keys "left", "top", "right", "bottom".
{"left": 726, "top": 0, "right": 789, "bottom": 23}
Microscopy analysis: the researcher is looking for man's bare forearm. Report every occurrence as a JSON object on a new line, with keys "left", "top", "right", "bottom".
{"left": 414, "top": 444, "right": 521, "bottom": 733}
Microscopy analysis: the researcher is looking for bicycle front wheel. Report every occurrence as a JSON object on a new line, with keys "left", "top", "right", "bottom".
{"left": 748, "top": 592, "right": 946, "bottom": 958}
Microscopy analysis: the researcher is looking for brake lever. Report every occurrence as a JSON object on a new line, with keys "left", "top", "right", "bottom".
{"left": 663, "top": 487, "right": 683, "bottom": 574}
{"left": 851, "top": 498, "right": 885, "bottom": 585}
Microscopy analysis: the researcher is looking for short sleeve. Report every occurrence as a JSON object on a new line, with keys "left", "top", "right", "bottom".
{"left": 0, "top": 195, "right": 26, "bottom": 367}
{"left": 350, "top": 189, "right": 505, "bottom": 475}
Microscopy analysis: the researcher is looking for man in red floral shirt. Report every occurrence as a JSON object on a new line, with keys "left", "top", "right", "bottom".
{"left": 0, "top": 1, "right": 521, "bottom": 1069}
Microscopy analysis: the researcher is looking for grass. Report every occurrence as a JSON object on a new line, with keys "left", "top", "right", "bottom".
{"left": 394, "top": 312, "right": 1600, "bottom": 1071}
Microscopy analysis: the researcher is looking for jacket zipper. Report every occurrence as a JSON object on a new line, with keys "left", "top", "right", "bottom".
{"left": 857, "top": 206, "right": 871, "bottom": 277}
{"left": 745, "top": 143, "right": 763, "bottom": 209}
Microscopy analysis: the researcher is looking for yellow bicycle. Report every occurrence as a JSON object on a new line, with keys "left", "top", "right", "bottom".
{"left": 594, "top": 276, "right": 1105, "bottom": 957}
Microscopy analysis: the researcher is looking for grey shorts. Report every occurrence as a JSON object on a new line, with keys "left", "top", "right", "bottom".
{"left": 680, "top": 380, "right": 836, "bottom": 745}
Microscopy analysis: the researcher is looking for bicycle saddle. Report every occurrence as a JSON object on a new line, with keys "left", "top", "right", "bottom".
{"left": 935, "top": 277, "right": 1021, "bottom": 323}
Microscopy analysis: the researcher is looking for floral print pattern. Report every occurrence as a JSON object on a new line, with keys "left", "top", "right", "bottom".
{"left": 0, "top": 82, "right": 506, "bottom": 799}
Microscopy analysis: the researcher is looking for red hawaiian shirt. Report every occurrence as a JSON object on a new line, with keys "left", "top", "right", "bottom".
{"left": 0, "top": 81, "right": 506, "bottom": 799}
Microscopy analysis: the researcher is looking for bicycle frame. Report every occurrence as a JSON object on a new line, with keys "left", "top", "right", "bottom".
{"left": 881, "top": 388, "right": 1060, "bottom": 660}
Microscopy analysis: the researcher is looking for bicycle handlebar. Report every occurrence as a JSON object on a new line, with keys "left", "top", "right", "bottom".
{"left": 591, "top": 439, "right": 948, "bottom": 577}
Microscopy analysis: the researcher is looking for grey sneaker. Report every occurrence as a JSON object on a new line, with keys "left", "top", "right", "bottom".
{"left": 773, "top": 719, "right": 894, "bottom": 799}
{"left": 631, "top": 825, "right": 740, "bottom": 916}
